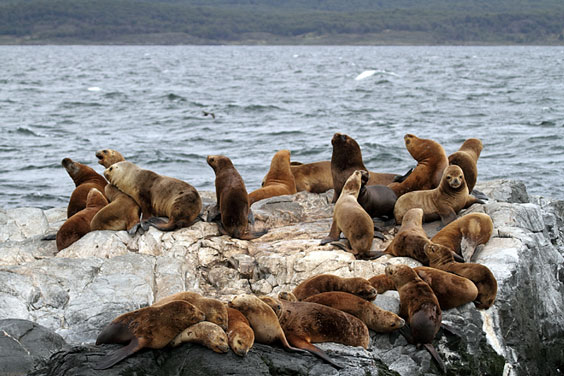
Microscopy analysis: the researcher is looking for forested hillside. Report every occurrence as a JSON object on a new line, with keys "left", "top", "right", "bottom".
{"left": 1, "top": 0, "right": 563, "bottom": 44}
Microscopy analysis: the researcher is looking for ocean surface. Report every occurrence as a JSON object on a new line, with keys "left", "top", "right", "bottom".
{"left": 1, "top": 45, "right": 563, "bottom": 209}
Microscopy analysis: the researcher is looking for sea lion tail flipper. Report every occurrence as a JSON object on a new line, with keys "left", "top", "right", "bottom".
{"left": 452, "top": 252, "right": 465, "bottom": 263}
{"left": 392, "top": 167, "right": 414, "bottom": 183}
{"left": 471, "top": 189, "right": 489, "bottom": 201}
{"left": 236, "top": 228, "right": 268, "bottom": 240}
{"left": 247, "top": 209, "right": 255, "bottom": 225}
{"left": 423, "top": 343, "right": 446, "bottom": 374}
{"left": 41, "top": 233, "right": 57, "bottom": 241}
{"left": 286, "top": 335, "right": 343, "bottom": 370}
{"left": 290, "top": 161, "right": 303, "bottom": 166}
{"left": 93, "top": 338, "right": 143, "bottom": 370}
{"left": 329, "top": 240, "right": 351, "bottom": 252}
{"left": 373, "top": 230, "right": 386, "bottom": 241}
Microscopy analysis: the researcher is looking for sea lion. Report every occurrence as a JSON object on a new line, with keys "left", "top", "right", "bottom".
{"left": 383, "top": 208, "right": 430, "bottom": 264}
{"left": 369, "top": 266, "right": 478, "bottom": 310}
{"left": 152, "top": 291, "right": 228, "bottom": 330}
{"left": 292, "top": 274, "right": 377, "bottom": 301}
{"left": 95, "top": 149, "right": 125, "bottom": 168}
{"left": 303, "top": 291, "right": 405, "bottom": 333}
{"left": 94, "top": 300, "right": 205, "bottom": 370}
{"left": 207, "top": 155, "right": 265, "bottom": 240}
{"left": 226, "top": 307, "right": 254, "bottom": 356}
{"left": 56, "top": 188, "right": 108, "bottom": 251}
{"left": 90, "top": 184, "right": 141, "bottom": 231}
{"left": 249, "top": 150, "right": 297, "bottom": 205}
{"left": 104, "top": 161, "right": 202, "bottom": 231}
{"left": 321, "top": 170, "right": 374, "bottom": 256}
{"left": 387, "top": 134, "right": 448, "bottom": 197}
{"left": 290, "top": 160, "right": 333, "bottom": 193}
{"left": 277, "top": 291, "right": 298, "bottom": 301}
{"left": 330, "top": 133, "right": 398, "bottom": 203}
{"left": 448, "top": 138, "right": 483, "bottom": 194}
{"left": 259, "top": 296, "right": 369, "bottom": 369}
{"left": 394, "top": 165, "right": 483, "bottom": 226}
{"left": 169, "top": 321, "right": 229, "bottom": 353}
{"left": 227, "top": 294, "right": 302, "bottom": 352}
{"left": 425, "top": 242, "right": 497, "bottom": 309}
{"left": 431, "top": 213, "right": 493, "bottom": 261}
{"left": 357, "top": 170, "right": 397, "bottom": 219}
{"left": 62, "top": 157, "right": 107, "bottom": 218}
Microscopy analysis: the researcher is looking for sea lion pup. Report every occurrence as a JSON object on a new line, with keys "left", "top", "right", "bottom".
{"left": 431, "top": 213, "right": 493, "bottom": 261}
{"left": 289, "top": 160, "right": 333, "bottom": 193}
{"left": 104, "top": 161, "right": 202, "bottom": 231}
{"left": 226, "top": 306, "right": 254, "bottom": 356}
{"left": 369, "top": 266, "right": 478, "bottom": 310}
{"left": 259, "top": 296, "right": 369, "bottom": 369}
{"left": 425, "top": 242, "right": 497, "bottom": 309}
{"left": 207, "top": 155, "right": 265, "bottom": 240}
{"left": 90, "top": 184, "right": 141, "bottom": 231}
{"left": 330, "top": 132, "right": 398, "bottom": 203}
{"left": 292, "top": 274, "right": 377, "bottom": 301}
{"left": 62, "top": 157, "right": 108, "bottom": 218}
{"left": 227, "top": 294, "right": 303, "bottom": 352}
{"left": 152, "top": 291, "right": 228, "bottom": 330}
{"left": 303, "top": 291, "right": 405, "bottom": 333}
{"left": 95, "top": 149, "right": 125, "bottom": 168}
{"left": 448, "top": 138, "right": 483, "bottom": 194}
{"left": 248, "top": 150, "right": 297, "bottom": 205}
{"left": 94, "top": 300, "right": 205, "bottom": 370}
{"left": 387, "top": 134, "right": 449, "bottom": 198}
{"left": 321, "top": 170, "right": 374, "bottom": 257}
{"left": 357, "top": 170, "right": 397, "bottom": 219}
{"left": 169, "top": 321, "right": 229, "bottom": 353}
{"left": 382, "top": 208, "right": 430, "bottom": 264}
{"left": 394, "top": 165, "right": 483, "bottom": 227}
{"left": 56, "top": 188, "right": 108, "bottom": 251}
{"left": 385, "top": 264, "right": 445, "bottom": 372}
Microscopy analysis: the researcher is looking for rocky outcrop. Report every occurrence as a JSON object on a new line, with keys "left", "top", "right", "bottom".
{"left": 1, "top": 180, "right": 563, "bottom": 375}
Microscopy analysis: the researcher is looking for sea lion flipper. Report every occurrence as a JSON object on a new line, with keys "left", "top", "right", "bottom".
{"left": 373, "top": 230, "right": 386, "bottom": 241}
{"left": 206, "top": 205, "right": 221, "bottom": 222}
{"left": 247, "top": 209, "right": 255, "bottom": 225}
{"left": 320, "top": 221, "right": 340, "bottom": 245}
{"left": 471, "top": 189, "right": 488, "bottom": 201}
{"left": 41, "top": 233, "right": 57, "bottom": 241}
{"left": 93, "top": 337, "right": 143, "bottom": 370}
{"left": 392, "top": 167, "right": 414, "bottom": 183}
{"left": 329, "top": 240, "right": 351, "bottom": 252}
{"left": 423, "top": 343, "right": 446, "bottom": 374}
{"left": 438, "top": 209, "right": 457, "bottom": 228}
{"left": 465, "top": 195, "right": 485, "bottom": 208}
{"left": 286, "top": 334, "right": 343, "bottom": 369}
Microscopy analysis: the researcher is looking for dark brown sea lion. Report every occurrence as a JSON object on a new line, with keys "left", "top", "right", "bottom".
{"left": 169, "top": 321, "right": 229, "bottom": 353}
{"left": 357, "top": 170, "right": 397, "bottom": 219}
{"left": 448, "top": 138, "right": 483, "bottom": 194}
{"left": 249, "top": 150, "right": 297, "bottom": 205}
{"left": 93, "top": 300, "right": 205, "bottom": 369}
{"left": 56, "top": 188, "right": 108, "bottom": 251}
{"left": 90, "top": 184, "right": 141, "bottom": 231}
{"left": 104, "top": 161, "right": 202, "bottom": 231}
{"left": 62, "top": 157, "right": 107, "bottom": 218}
{"left": 95, "top": 149, "right": 125, "bottom": 168}
{"left": 292, "top": 274, "right": 377, "bottom": 301}
{"left": 290, "top": 160, "right": 333, "bottom": 193}
{"left": 388, "top": 134, "right": 448, "bottom": 198}
{"left": 383, "top": 208, "right": 430, "bottom": 264}
{"left": 226, "top": 307, "right": 255, "bottom": 356}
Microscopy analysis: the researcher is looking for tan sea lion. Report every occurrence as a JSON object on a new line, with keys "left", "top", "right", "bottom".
{"left": 152, "top": 291, "right": 228, "bottom": 330}
{"left": 369, "top": 266, "right": 478, "bottom": 310}
{"left": 90, "top": 184, "right": 141, "bottom": 231}
{"left": 388, "top": 134, "right": 448, "bottom": 198}
{"left": 394, "top": 165, "right": 483, "bottom": 226}
{"left": 290, "top": 160, "right": 333, "bottom": 193}
{"left": 104, "top": 161, "right": 202, "bottom": 231}
{"left": 95, "top": 149, "right": 125, "bottom": 168}
{"left": 169, "top": 321, "right": 229, "bottom": 353}
{"left": 321, "top": 170, "right": 374, "bottom": 256}
{"left": 448, "top": 138, "right": 483, "bottom": 193}
{"left": 93, "top": 300, "right": 205, "bottom": 370}
{"left": 425, "top": 242, "right": 497, "bottom": 309}
{"left": 357, "top": 170, "right": 397, "bottom": 218}
{"left": 56, "top": 188, "right": 108, "bottom": 251}
{"left": 292, "top": 274, "right": 377, "bottom": 301}
{"left": 303, "top": 291, "right": 405, "bottom": 333}
{"left": 226, "top": 307, "right": 254, "bottom": 356}
{"left": 383, "top": 208, "right": 430, "bottom": 264}
{"left": 330, "top": 133, "right": 398, "bottom": 203}
{"left": 277, "top": 291, "right": 298, "bottom": 302}
{"left": 431, "top": 213, "right": 493, "bottom": 261}
{"left": 249, "top": 150, "right": 297, "bottom": 205}
{"left": 62, "top": 157, "right": 107, "bottom": 218}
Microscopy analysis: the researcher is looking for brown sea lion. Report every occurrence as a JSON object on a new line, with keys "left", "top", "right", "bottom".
{"left": 330, "top": 133, "right": 398, "bottom": 203}
{"left": 290, "top": 160, "right": 333, "bottom": 193}
{"left": 152, "top": 291, "right": 228, "bottom": 330}
{"left": 431, "top": 213, "right": 493, "bottom": 261}
{"left": 93, "top": 300, "right": 205, "bottom": 370}
{"left": 169, "top": 321, "right": 229, "bottom": 353}
{"left": 90, "top": 184, "right": 141, "bottom": 231}
{"left": 226, "top": 307, "right": 255, "bottom": 356}
{"left": 369, "top": 266, "right": 478, "bottom": 310}
{"left": 394, "top": 165, "right": 483, "bottom": 226}
{"left": 259, "top": 296, "right": 369, "bottom": 369}
{"left": 207, "top": 155, "right": 265, "bottom": 240}
{"left": 104, "top": 161, "right": 202, "bottom": 231}
{"left": 321, "top": 170, "right": 374, "bottom": 256}
{"left": 425, "top": 242, "right": 497, "bottom": 309}
{"left": 303, "top": 291, "right": 405, "bottom": 333}
{"left": 56, "top": 188, "right": 108, "bottom": 251}
{"left": 448, "top": 138, "right": 483, "bottom": 194}
{"left": 249, "top": 150, "right": 297, "bottom": 205}
{"left": 62, "top": 157, "right": 107, "bottom": 218}
{"left": 383, "top": 208, "right": 430, "bottom": 264}
{"left": 357, "top": 170, "right": 397, "bottom": 219}
{"left": 277, "top": 291, "right": 298, "bottom": 302}
{"left": 292, "top": 274, "right": 377, "bottom": 301}
{"left": 388, "top": 134, "right": 448, "bottom": 198}
{"left": 95, "top": 149, "right": 125, "bottom": 168}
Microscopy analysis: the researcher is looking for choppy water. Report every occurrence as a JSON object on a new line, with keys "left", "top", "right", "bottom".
{"left": 0, "top": 45, "right": 563, "bottom": 209}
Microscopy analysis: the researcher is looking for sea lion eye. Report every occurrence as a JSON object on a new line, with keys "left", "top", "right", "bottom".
{"left": 446, "top": 176, "right": 451, "bottom": 180}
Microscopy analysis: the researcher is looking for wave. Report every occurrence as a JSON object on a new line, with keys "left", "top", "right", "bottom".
{"left": 165, "top": 93, "right": 187, "bottom": 102}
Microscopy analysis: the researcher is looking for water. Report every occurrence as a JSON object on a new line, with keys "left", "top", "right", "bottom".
{"left": 1, "top": 45, "right": 563, "bottom": 209}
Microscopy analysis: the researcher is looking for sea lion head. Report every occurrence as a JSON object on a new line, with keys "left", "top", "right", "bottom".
{"left": 61, "top": 158, "right": 80, "bottom": 176}
{"left": 385, "top": 264, "right": 418, "bottom": 288}
{"left": 359, "top": 170, "right": 370, "bottom": 186}
{"left": 331, "top": 132, "right": 349, "bottom": 146}
{"left": 206, "top": 155, "right": 233, "bottom": 173}
{"left": 404, "top": 134, "right": 417, "bottom": 146}
{"left": 258, "top": 296, "right": 283, "bottom": 317}
{"left": 442, "top": 165, "right": 465, "bottom": 190}
{"left": 460, "top": 138, "right": 483, "bottom": 158}
{"left": 204, "top": 298, "right": 229, "bottom": 331}
{"left": 103, "top": 161, "right": 130, "bottom": 183}
{"left": 424, "top": 242, "right": 454, "bottom": 266}
{"left": 349, "top": 277, "right": 378, "bottom": 301}
{"left": 342, "top": 170, "right": 363, "bottom": 196}
{"left": 95, "top": 149, "right": 125, "bottom": 168}
{"left": 277, "top": 291, "right": 298, "bottom": 302}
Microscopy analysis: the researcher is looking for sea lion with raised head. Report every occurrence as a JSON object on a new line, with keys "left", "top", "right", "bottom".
{"left": 249, "top": 150, "right": 297, "bottom": 205}
{"left": 292, "top": 274, "right": 377, "bottom": 301}
{"left": 169, "top": 321, "right": 229, "bottom": 353}
{"left": 62, "top": 157, "right": 107, "bottom": 218}
{"left": 95, "top": 149, "right": 125, "bottom": 168}
{"left": 356, "top": 170, "right": 397, "bottom": 219}
{"left": 448, "top": 138, "right": 483, "bottom": 194}
{"left": 90, "top": 184, "right": 141, "bottom": 231}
